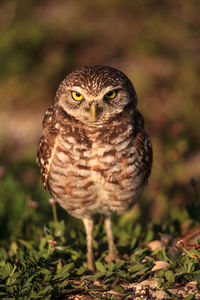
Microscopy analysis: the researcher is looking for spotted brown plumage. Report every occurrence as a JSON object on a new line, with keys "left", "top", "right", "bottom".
{"left": 37, "top": 65, "right": 153, "bottom": 271}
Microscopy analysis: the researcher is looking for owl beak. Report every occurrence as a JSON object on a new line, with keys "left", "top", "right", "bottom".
{"left": 90, "top": 102, "right": 97, "bottom": 122}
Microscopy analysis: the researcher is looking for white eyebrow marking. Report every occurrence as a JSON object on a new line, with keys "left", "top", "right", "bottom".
{"left": 66, "top": 85, "right": 123, "bottom": 98}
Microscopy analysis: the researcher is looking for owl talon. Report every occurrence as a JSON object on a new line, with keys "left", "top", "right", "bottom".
{"left": 87, "top": 261, "right": 96, "bottom": 273}
{"left": 105, "top": 252, "right": 120, "bottom": 264}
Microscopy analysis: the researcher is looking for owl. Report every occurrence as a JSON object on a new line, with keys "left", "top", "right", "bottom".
{"left": 37, "top": 65, "right": 152, "bottom": 271}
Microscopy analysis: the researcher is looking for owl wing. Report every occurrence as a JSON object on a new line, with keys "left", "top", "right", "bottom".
{"left": 37, "top": 106, "right": 59, "bottom": 189}
{"left": 133, "top": 109, "right": 153, "bottom": 184}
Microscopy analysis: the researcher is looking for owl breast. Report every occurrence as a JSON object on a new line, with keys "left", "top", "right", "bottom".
{"left": 47, "top": 122, "right": 145, "bottom": 219}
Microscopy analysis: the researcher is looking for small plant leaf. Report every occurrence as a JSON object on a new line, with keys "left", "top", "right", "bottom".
{"left": 165, "top": 270, "right": 175, "bottom": 283}
{"left": 96, "top": 261, "right": 107, "bottom": 273}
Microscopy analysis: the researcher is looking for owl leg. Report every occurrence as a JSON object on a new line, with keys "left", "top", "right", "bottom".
{"left": 83, "top": 217, "right": 95, "bottom": 272}
{"left": 104, "top": 216, "right": 119, "bottom": 263}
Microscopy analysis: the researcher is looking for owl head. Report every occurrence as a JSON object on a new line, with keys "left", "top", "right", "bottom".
{"left": 55, "top": 65, "right": 137, "bottom": 125}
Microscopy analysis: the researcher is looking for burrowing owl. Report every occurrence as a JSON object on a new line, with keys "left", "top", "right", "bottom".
{"left": 37, "top": 65, "right": 152, "bottom": 271}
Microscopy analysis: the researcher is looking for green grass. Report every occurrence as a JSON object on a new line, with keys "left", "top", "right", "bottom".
{"left": 0, "top": 161, "right": 200, "bottom": 299}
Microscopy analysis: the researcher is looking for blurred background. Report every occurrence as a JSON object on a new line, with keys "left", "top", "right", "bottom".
{"left": 0, "top": 0, "right": 200, "bottom": 244}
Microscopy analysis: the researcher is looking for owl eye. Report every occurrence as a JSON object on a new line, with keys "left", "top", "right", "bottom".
{"left": 104, "top": 90, "right": 117, "bottom": 100}
{"left": 71, "top": 91, "right": 84, "bottom": 101}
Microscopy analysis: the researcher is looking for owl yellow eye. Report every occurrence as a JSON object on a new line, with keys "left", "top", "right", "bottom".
{"left": 104, "top": 90, "right": 117, "bottom": 100}
{"left": 71, "top": 91, "right": 83, "bottom": 101}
